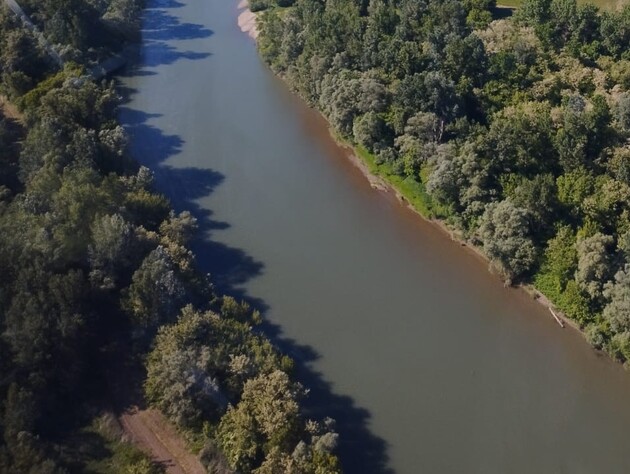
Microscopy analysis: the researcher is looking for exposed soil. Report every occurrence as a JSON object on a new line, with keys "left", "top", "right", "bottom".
{"left": 103, "top": 338, "right": 206, "bottom": 474}
{"left": 119, "top": 407, "right": 206, "bottom": 474}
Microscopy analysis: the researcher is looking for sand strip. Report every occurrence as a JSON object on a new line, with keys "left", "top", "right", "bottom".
{"left": 237, "top": 0, "right": 258, "bottom": 39}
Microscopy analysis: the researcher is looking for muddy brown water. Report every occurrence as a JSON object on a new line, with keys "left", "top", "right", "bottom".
{"left": 119, "top": 0, "right": 630, "bottom": 472}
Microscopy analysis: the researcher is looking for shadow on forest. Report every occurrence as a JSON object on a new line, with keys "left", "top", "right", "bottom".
{"left": 117, "top": 1, "right": 394, "bottom": 472}
{"left": 492, "top": 5, "right": 515, "bottom": 19}
{"left": 119, "top": 0, "right": 213, "bottom": 72}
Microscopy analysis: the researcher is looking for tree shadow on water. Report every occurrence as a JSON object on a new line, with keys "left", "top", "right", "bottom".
{"left": 118, "top": 0, "right": 213, "bottom": 72}
{"left": 261, "top": 319, "right": 396, "bottom": 474}
{"left": 118, "top": 13, "right": 394, "bottom": 473}
{"left": 143, "top": 8, "right": 214, "bottom": 41}
{"left": 152, "top": 0, "right": 185, "bottom": 9}
{"left": 140, "top": 43, "right": 211, "bottom": 68}
{"left": 119, "top": 100, "right": 269, "bottom": 308}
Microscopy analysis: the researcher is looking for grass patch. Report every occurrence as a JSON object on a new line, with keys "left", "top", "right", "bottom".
{"left": 354, "top": 145, "right": 438, "bottom": 218}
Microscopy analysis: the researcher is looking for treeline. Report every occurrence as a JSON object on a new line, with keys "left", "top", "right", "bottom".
{"left": 146, "top": 306, "right": 339, "bottom": 473}
{"left": 0, "top": 0, "right": 142, "bottom": 99}
{"left": 0, "top": 2, "right": 340, "bottom": 473}
{"left": 257, "top": 0, "right": 630, "bottom": 363}
{"left": 20, "top": 0, "right": 143, "bottom": 57}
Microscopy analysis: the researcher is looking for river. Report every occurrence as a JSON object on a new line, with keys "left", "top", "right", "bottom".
{"left": 119, "top": 0, "right": 630, "bottom": 472}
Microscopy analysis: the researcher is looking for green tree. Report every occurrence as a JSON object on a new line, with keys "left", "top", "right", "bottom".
{"left": 477, "top": 199, "right": 537, "bottom": 282}
{"left": 603, "top": 264, "right": 630, "bottom": 334}
{"left": 575, "top": 232, "right": 614, "bottom": 300}
{"left": 483, "top": 102, "right": 555, "bottom": 176}
{"left": 217, "top": 371, "right": 302, "bottom": 472}
{"left": 510, "top": 174, "right": 558, "bottom": 235}
{"left": 125, "top": 246, "right": 186, "bottom": 329}
{"left": 600, "top": 5, "right": 630, "bottom": 59}
{"left": 353, "top": 111, "right": 391, "bottom": 151}
{"left": 463, "top": 0, "right": 495, "bottom": 29}
{"left": 88, "top": 213, "right": 137, "bottom": 290}
{"left": 537, "top": 225, "right": 577, "bottom": 290}
{"left": 517, "top": 0, "right": 552, "bottom": 40}
{"left": 556, "top": 167, "right": 595, "bottom": 218}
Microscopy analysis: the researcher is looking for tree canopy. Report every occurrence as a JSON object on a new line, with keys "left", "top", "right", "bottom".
{"left": 257, "top": 0, "right": 630, "bottom": 364}
{"left": 0, "top": 1, "right": 340, "bottom": 472}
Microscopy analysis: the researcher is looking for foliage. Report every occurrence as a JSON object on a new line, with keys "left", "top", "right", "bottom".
{"left": 575, "top": 232, "right": 614, "bottom": 300}
{"left": 216, "top": 372, "right": 339, "bottom": 474}
{"left": 145, "top": 309, "right": 338, "bottom": 473}
{"left": 477, "top": 199, "right": 537, "bottom": 281}
{"left": 603, "top": 265, "right": 630, "bottom": 337}
{"left": 0, "top": 1, "right": 340, "bottom": 472}
{"left": 256, "top": 0, "right": 630, "bottom": 359}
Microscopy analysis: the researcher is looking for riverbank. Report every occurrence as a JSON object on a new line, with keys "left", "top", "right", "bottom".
{"left": 120, "top": 0, "right": 630, "bottom": 469}
{"left": 237, "top": 7, "right": 589, "bottom": 343}
{"left": 237, "top": 0, "right": 258, "bottom": 39}
{"left": 342, "top": 138, "right": 583, "bottom": 334}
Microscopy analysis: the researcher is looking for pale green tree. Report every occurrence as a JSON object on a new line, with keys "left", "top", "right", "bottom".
{"left": 477, "top": 199, "right": 537, "bottom": 282}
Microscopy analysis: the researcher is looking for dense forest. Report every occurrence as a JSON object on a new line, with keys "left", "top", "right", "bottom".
{"left": 0, "top": 1, "right": 339, "bottom": 473}
{"left": 256, "top": 0, "right": 630, "bottom": 363}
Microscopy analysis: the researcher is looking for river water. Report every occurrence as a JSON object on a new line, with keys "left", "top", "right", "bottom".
{"left": 119, "top": 0, "right": 630, "bottom": 472}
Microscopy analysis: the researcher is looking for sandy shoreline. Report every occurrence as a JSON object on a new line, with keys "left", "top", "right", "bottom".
{"left": 237, "top": 0, "right": 258, "bottom": 39}
{"left": 236, "top": 9, "right": 582, "bottom": 335}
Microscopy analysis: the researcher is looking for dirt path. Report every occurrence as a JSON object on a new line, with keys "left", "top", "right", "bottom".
{"left": 120, "top": 407, "right": 206, "bottom": 474}
{"left": 103, "top": 341, "right": 206, "bottom": 474}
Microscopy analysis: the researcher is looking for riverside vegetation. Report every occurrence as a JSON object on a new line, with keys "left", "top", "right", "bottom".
{"left": 499, "top": 0, "right": 621, "bottom": 10}
{"left": 0, "top": 1, "right": 340, "bottom": 473}
{"left": 256, "top": 0, "right": 630, "bottom": 363}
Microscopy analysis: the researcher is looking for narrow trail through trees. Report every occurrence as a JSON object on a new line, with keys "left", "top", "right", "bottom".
{"left": 105, "top": 347, "right": 206, "bottom": 474}
{"left": 119, "top": 408, "right": 206, "bottom": 474}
